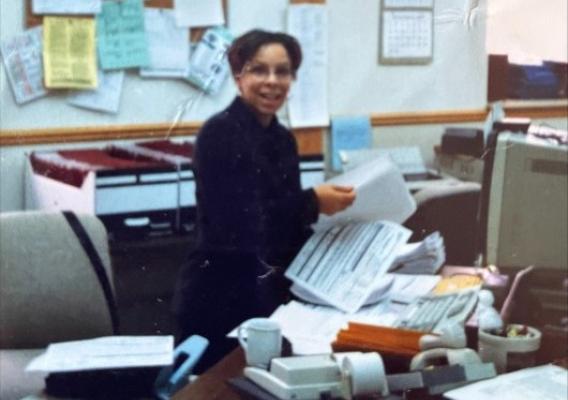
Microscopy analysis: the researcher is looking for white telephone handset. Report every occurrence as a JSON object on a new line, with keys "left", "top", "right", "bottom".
{"left": 411, "top": 348, "right": 482, "bottom": 371}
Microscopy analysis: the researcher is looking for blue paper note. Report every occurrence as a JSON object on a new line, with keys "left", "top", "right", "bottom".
{"left": 330, "top": 116, "right": 372, "bottom": 171}
{"left": 97, "top": 0, "right": 149, "bottom": 70}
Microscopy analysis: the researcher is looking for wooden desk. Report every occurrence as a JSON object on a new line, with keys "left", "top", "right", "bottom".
{"left": 172, "top": 346, "right": 245, "bottom": 400}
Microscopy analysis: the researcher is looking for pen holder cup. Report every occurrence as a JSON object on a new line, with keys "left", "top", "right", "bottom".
{"left": 478, "top": 324, "right": 541, "bottom": 374}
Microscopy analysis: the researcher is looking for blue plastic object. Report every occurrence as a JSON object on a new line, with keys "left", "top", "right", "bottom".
{"left": 154, "top": 335, "right": 209, "bottom": 400}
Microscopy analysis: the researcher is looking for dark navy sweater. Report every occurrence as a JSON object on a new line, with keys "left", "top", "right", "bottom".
{"left": 192, "top": 96, "right": 319, "bottom": 268}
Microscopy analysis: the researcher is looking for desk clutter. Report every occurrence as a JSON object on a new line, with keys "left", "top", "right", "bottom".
{"left": 225, "top": 227, "right": 564, "bottom": 400}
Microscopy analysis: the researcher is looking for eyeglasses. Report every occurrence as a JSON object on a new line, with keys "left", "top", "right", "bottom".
{"left": 241, "top": 63, "right": 294, "bottom": 82}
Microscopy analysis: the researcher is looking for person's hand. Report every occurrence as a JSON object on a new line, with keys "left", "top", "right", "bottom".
{"left": 313, "top": 184, "right": 356, "bottom": 215}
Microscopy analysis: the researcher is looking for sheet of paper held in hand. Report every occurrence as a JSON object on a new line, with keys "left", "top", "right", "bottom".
{"left": 285, "top": 221, "right": 412, "bottom": 313}
{"left": 313, "top": 156, "right": 416, "bottom": 231}
{"left": 26, "top": 336, "right": 174, "bottom": 373}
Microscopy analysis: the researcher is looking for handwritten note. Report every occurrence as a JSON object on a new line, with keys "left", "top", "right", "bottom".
{"left": 67, "top": 69, "right": 124, "bottom": 113}
{"left": 43, "top": 17, "right": 97, "bottom": 89}
{"left": 32, "top": 0, "right": 102, "bottom": 15}
{"left": 97, "top": 0, "right": 149, "bottom": 70}
{"left": 0, "top": 26, "right": 47, "bottom": 104}
{"left": 287, "top": 4, "right": 329, "bottom": 128}
{"left": 140, "top": 8, "right": 189, "bottom": 78}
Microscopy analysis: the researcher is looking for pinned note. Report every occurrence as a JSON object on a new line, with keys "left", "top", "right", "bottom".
{"left": 0, "top": 26, "right": 47, "bottom": 104}
{"left": 43, "top": 17, "right": 97, "bottom": 89}
{"left": 330, "top": 116, "right": 372, "bottom": 172}
{"left": 140, "top": 8, "right": 190, "bottom": 78}
{"left": 174, "top": 0, "right": 225, "bottom": 28}
{"left": 97, "top": 0, "right": 149, "bottom": 70}
{"left": 32, "top": 0, "right": 102, "bottom": 15}
{"left": 67, "top": 69, "right": 124, "bottom": 114}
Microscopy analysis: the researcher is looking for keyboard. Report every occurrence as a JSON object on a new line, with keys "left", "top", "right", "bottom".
{"left": 394, "top": 289, "right": 479, "bottom": 333}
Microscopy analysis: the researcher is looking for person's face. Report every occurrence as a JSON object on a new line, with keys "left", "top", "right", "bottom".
{"left": 235, "top": 43, "right": 294, "bottom": 126}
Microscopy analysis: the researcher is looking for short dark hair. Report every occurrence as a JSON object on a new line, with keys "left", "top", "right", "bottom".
{"left": 227, "top": 29, "right": 302, "bottom": 77}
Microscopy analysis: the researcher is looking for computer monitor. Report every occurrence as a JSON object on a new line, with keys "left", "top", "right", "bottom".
{"left": 483, "top": 132, "right": 567, "bottom": 269}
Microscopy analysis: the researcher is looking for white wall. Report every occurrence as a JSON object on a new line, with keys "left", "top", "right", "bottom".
{"left": 1, "top": 0, "right": 567, "bottom": 211}
{"left": 1, "top": 0, "right": 488, "bottom": 130}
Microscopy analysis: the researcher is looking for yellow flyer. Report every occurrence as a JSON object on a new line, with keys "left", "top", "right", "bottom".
{"left": 43, "top": 16, "right": 97, "bottom": 89}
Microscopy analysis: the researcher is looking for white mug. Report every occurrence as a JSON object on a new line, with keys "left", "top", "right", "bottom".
{"left": 238, "top": 318, "right": 282, "bottom": 369}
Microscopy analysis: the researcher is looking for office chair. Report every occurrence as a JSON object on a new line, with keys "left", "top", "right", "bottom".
{"left": 0, "top": 211, "right": 117, "bottom": 400}
{"left": 405, "top": 181, "right": 482, "bottom": 266}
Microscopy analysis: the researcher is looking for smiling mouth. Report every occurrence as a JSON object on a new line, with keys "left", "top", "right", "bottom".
{"left": 259, "top": 93, "right": 282, "bottom": 101}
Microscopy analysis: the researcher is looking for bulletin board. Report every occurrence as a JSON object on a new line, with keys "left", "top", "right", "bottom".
{"left": 24, "top": 0, "right": 228, "bottom": 41}
{"left": 0, "top": 0, "right": 497, "bottom": 144}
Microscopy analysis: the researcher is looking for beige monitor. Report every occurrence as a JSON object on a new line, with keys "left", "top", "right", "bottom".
{"left": 486, "top": 132, "right": 568, "bottom": 269}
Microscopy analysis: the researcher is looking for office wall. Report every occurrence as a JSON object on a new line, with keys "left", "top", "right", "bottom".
{"left": 0, "top": 0, "right": 488, "bottom": 131}
{"left": 1, "top": 0, "right": 567, "bottom": 211}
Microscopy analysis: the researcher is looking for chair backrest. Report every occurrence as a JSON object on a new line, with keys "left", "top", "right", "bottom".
{"left": 0, "top": 211, "right": 116, "bottom": 348}
{"left": 407, "top": 182, "right": 482, "bottom": 266}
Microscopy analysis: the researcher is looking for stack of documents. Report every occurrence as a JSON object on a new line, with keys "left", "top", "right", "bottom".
{"left": 285, "top": 221, "right": 412, "bottom": 313}
{"left": 26, "top": 336, "right": 174, "bottom": 373}
{"left": 388, "top": 231, "right": 446, "bottom": 275}
{"left": 444, "top": 364, "right": 567, "bottom": 400}
{"left": 263, "top": 272, "right": 441, "bottom": 355}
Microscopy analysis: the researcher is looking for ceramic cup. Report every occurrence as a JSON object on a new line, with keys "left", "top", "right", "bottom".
{"left": 478, "top": 324, "right": 541, "bottom": 373}
{"left": 238, "top": 318, "right": 282, "bottom": 369}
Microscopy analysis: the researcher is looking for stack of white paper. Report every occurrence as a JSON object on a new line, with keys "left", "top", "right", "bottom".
{"left": 261, "top": 300, "right": 400, "bottom": 355}
{"left": 313, "top": 156, "right": 417, "bottom": 232}
{"left": 444, "top": 365, "right": 568, "bottom": 400}
{"left": 26, "top": 336, "right": 174, "bottom": 373}
{"left": 290, "top": 273, "right": 441, "bottom": 308}
{"left": 388, "top": 231, "right": 446, "bottom": 275}
{"left": 285, "top": 221, "right": 412, "bottom": 313}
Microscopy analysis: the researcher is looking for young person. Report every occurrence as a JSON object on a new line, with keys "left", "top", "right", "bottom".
{"left": 172, "top": 29, "right": 355, "bottom": 372}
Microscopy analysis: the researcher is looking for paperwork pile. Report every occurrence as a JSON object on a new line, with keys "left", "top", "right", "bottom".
{"left": 285, "top": 221, "right": 412, "bottom": 313}
{"left": 388, "top": 231, "right": 446, "bottom": 275}
{"left": 27, "top": 336, "right": 174, "bottom": 373}
{"left": 269, "top": 272, "right": 441, "bottom": 355}
{"left": 26, "top": 336, "right": 174, "bottom": 398}
{"left": 444, "top": 365, "right": 567, "bottom": 400}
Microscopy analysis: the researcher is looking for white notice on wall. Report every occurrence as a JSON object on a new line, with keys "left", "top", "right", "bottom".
{"left": 174, "top": 0, "right": 224, "bottom": 28}
{"left": 287, "top": 4, "right": 329, "bottom": 128}
{"left": 140, "top": 8, "right": 190, "bottom": 78}
{"left": 67, "top": 69, "right": 124, "bottom": 114}
{"left": 0, "top": 27, "right": 47, "bottom": 104}
{"left": 32, "top": 0, "right": 102, "bottom": 15}
{"left": 384, "top": 0, "right": 434, "bottom": 7}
